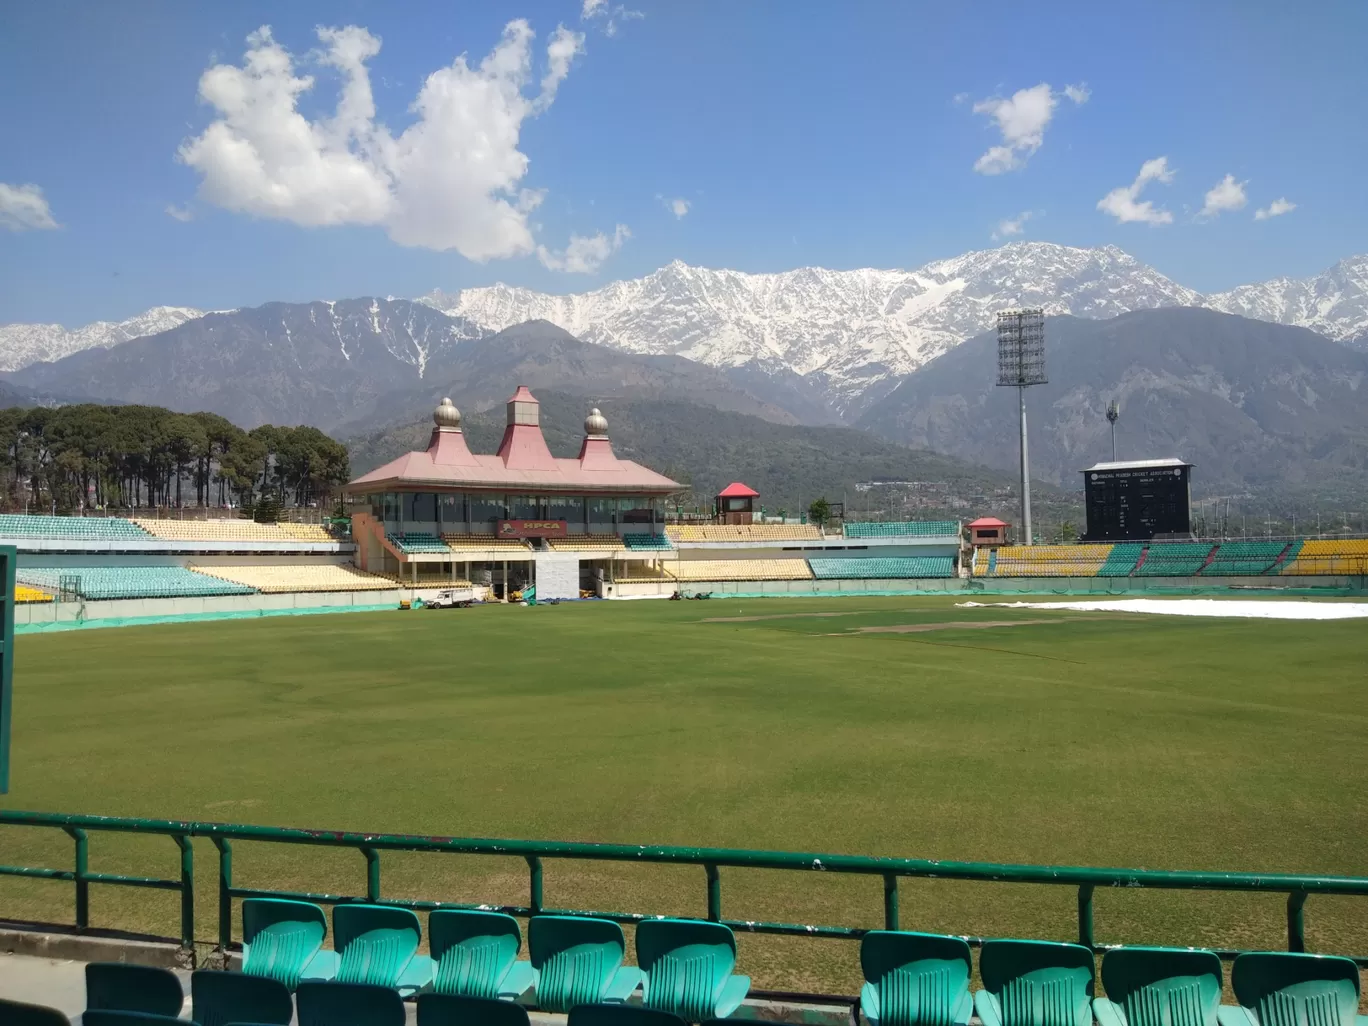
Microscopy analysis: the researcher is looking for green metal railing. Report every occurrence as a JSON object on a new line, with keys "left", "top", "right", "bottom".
{"left": 2, "top": 810, "right": 1366, "bottom": 967}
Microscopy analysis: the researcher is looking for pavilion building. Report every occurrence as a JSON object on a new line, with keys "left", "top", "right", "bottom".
{"left": 344, "top": 388, "right": 683, "bottom": 597}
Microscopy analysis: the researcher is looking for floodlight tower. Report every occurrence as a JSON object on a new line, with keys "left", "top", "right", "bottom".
{"left": 1106, "top": 399, "right": 1120, "bottom": 461}
{"left": 997, "top": 310, "right": 1046, "bottom": 546}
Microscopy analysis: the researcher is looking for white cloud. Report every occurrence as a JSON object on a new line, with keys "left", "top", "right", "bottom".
{"left": 0, "top": 182, "right": 59, "bottom": 231}
{"left": 536, "top": 223, "right": 629, "bottom": 273}
{"left": 179, "top": 21, "right": 624, "bottom": 269}
{"left": 1255, "top": 197, "right": 1296, "bottom": 220}
{"left": 1198, "top": 173, "right": 1247, "bottom": 219}
{"left": 581, "top": 0, "right": 642, "bottom": 36}
{"left": 1062, "top": 83, "right": 1091, "bottom": 105}
{"left": 165, "top": 203, "right": 194, "bottom": 222}
{"left": 969, "top": 82, "right": 1087, "bottom": 175}
{"left": 662, "top": 196, "right": 689, "bottom": 219}
{"left": 991, "top": 210, "right": 1034, "bottom": 241}
{"left": 1096, "top": 156, "right": 1176, "bottom": 225}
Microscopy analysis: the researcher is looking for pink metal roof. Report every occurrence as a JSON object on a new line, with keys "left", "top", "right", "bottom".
{"left": 347, "top": 387, "right": 683, "bottom": 495}
{"left": 717, "top": 482, "right": 759, "bottom": 498}
{"left": 968, "top": 516, "right": 1008, "bottom": 527}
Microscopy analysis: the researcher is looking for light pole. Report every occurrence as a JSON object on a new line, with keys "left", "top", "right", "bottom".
{"left": 1106, "top": 400, "right": 1119, "bottom": 462}
{"left": 997, "top": 310, "right": 1046, "bottom": 546}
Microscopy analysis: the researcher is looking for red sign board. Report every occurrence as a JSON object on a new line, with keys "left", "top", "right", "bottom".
{"left": 498, "top": 519, "right": 569, "bottom": 538}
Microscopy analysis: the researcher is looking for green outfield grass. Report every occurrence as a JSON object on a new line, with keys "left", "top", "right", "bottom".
{"left": 2, "top": 596, "right": 1367, "bottom": 993}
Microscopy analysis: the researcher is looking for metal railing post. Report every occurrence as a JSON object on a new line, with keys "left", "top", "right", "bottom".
{"left": 173, "top": 835, "right": 194, "bottom": 953}
{"left": 362, "top": 847, "right": 381, "bottom": 902}
{"left": 1077, "top": 885, "right": 1095, "bottom": 949}
{"left": 63, "top": 827, "right": 88, "bottom": 930}
{"left": 526, "top": 856, "right": 543, "bottom": 915}
{"left": 705, "top": 863, "right": 722, "bottom": 922}
{"left": 1287, "top": 891, "right": 1307, "bottom": 952}
{"left": 213, "top": 837, "right": 232, "bottom": 953}
{"left": 883, "top": 873, "right": 900, "bottom": 932}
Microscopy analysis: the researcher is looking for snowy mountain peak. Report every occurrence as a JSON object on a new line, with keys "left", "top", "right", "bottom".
{"left": 0, "top": 305, "right": 205, "bottom": 373}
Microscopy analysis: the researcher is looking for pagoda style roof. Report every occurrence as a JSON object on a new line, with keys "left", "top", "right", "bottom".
{"left": 716, "top": 481, "right": 760, "bottom": 498}
{"left": 346, "top": 388, "right": 683, "bottom": 495}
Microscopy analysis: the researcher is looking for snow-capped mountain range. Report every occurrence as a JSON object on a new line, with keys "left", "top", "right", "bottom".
{"left": 4, "top": 244, "right": 1366, "bottom": 413}
{"left": 0, "top": 306, "right": 205, "bottom": 373}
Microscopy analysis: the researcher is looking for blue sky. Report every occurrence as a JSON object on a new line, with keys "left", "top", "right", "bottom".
{"left": 1, "top": 0, "right": 1364, "bottom": 326}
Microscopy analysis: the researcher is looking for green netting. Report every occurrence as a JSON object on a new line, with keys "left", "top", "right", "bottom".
{"left": 843, "top": 521, "right": 960, "bottom": 539}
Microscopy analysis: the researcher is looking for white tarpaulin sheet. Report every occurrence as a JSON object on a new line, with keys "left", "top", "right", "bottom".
{"left": 956, "top": 599, "right": 1368, "bottom": 620}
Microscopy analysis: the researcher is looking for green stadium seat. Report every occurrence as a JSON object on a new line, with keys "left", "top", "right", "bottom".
{"left": 635, "top": 919, "right": 750, "bottom": 1022}
{"left": 1216, "top": 952, "right": 1365, "bottom": 1026}
{"left": 624, "top": 533, "right": 672, "bottom": 551}
{"left": 528, "top": 915, "right": 644, "bottom": 1013}
{"left": 417, "top": 993, "right": 531, "bottom": 1026}
{"left": 241, "top": 898, "right": 332, "bottom": 990}
{"left": 16, "top": 566, "right": 255, "bottom": 600}
{"left": 1097, "top": 543, "right": 1144, "bottom": 577}
{"left": 327, "top": 904, "right": 432, "bottom": 996}
{"left": 859, "top": 931, "right": 974, "bottom": 1026}
{"left": 0, "top": 999, "right": 71, "bottom": 1026}
{"left": 843, "top": 522, "right": 960, "bottom": 539}
{"left": 1134, "top": 543, "right": 1214, "bottom": 577}
{"left": 0, "top": 514, "right": 152, "bottom": 542}
{"left": 86, "top": 962, "right": 184, "bottom": 1018}
{"left": 191, "top": 969, "right": 293, "bottom": 1026}
{"left": 428, "top": 910, "right": 535, "bottom": 1000}
{"left": 567, "top": 1006, "right": 689, "bottom": 1026}
{"left": 296, "top": 981, "right": 406, "bottom": 1026}
{"left": 389, "top": 532, "right": 450, "bottom": 553}
{"left": 1092, "top": 947, "right": 1223, "bottom": 1026}
{"left": 808, "top": 557, "right": 955, "bottom": 579}
{"left": 974, "top": 940, "right": 1095, "bottom": 1026}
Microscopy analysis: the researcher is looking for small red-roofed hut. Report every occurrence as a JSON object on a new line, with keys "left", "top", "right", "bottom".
{"left": 967, "top": 516, "right": 1008, "bottom": 547}
{"left": 715, "top": 482, "right": 759, "bottom": 524}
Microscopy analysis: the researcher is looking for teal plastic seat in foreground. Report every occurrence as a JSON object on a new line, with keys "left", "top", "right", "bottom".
{"left": 428, "top": 910, "right": 535, "bottom": 1000}
{"left": 1216, "top": 952, "right": 1366, "bottom": 1026}
{"left": 416, "top": 993, "right": 532, "bottom": 1026}
{"left": 0, "top": 998, "right": 71, "bottom": 1026}
{"left": 86, "top": 962, "right": 185, "bottom": 1017}
{"left": 567, "top": 1004, "right": 690, "bottom": 1026}
{"left": 1093, "top": 947, "right": 1222, "bottom": 1026}
{"left": 528, "top": 915, "right": 644, "bottom": 1013}
{"left": 636, "top": 919, "right": 751, "bottom": 1022}
{"left": 296, "top": 981, "right": 406, "bottom": 1026}
{"left": 330, "top": 903, "right": 433, "bottom": 996}
{"left": 975, "top": 940, "right": 1095, "bottom": 1026}
{"left": 191, "top": 969, "right": 294, "bottom": 1026}
{"left": 241, "top": 897, "right": 332, "bottom": 990}
{"left": 82, "top": 1014, "right": 185, "bottom": 1026}
{"left": 859, "top": 931, "right": 974, "bottom": 1026}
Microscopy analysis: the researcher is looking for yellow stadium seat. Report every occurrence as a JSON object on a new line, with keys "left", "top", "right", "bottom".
{"left": 15, "top": 584, "right": 53, "bottom": 603}
{"left": 441, "top": 534, "right": 531, "bottom": 551}
{"left": 548, "top": 535, "right": 627, "bottom": 552}
{"left": 191, "top": 563, "right": 397, "bottom": 593}
{"left": 671, "top": 559, "right": 814, "bottom": 581}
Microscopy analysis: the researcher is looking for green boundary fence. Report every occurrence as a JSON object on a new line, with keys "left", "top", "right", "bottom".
{"left": 2, "top": 810, "right": 1367, "bottom": 967}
